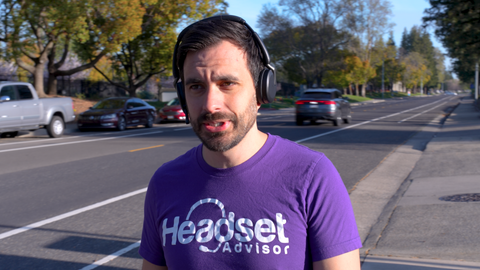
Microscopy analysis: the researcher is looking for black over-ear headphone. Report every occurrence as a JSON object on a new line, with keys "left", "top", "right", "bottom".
{"left": 172, "top": 14, "right": 276, "bottom": 124}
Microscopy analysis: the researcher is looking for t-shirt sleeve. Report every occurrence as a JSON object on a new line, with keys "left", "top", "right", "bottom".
{"left": 139, "top": 178, "right": 167, "bottom": 266}
{"left": 305, "top": 155, "right": 362, "bottom": 261}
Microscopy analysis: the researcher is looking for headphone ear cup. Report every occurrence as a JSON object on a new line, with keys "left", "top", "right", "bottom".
{"left": 176, "top": 81, "right": 190, "bottom": 124}
{"left": 258, "top": 68, "right": 276, "bottom": 104}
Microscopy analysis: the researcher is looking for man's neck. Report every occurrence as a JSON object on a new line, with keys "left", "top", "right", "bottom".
{"left": 202, "top": 127, "right": 268, "bottom": 169}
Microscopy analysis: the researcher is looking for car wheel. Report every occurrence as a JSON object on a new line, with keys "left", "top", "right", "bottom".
{"left": 117, "top": 116, "right": 126, "bottom": 131}
{"left": 0, "top": 131, "right": 18, "bottom": 138}
{"left": 310, "top": 119, "right": 316, "bottom": 125}
{"left": 343, "top": 114, "right": 351, "bottom": 124}
{"left": 296, "top": 116, "right": 303, "bottom": 126}
{"left": 46, "top": 116, "right": 64, "bottom": 138}
{"left": 145, "top": 114, "right": 154, "bottom": 128}
{"left": 333, "top": 116, "right": 342, "bottom": 126}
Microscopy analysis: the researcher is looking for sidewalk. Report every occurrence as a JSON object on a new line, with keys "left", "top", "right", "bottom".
{"left": 352, "top": 96, "right": 480, "bottom": 269}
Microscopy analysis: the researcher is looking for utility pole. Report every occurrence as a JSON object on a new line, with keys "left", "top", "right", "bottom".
{"left": 421, "top": 77, "right": 423, "bottom": 96}
{"left": 475, "top": 62, "right": 478, "bottom": 100}
{"left": 382, "top": 60, "right": 385, "bottom": 99}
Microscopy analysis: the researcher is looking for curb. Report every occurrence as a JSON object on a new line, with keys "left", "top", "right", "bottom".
{"left": 358, "top": 102, "right": 459, "bottom": 264}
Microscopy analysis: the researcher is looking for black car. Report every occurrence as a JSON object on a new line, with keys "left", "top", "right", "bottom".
{"left": 295, "top": 88, "right": 351, "bottom": 126}
{"left": 77, "top": 97, "right": 156, "bottom": 131}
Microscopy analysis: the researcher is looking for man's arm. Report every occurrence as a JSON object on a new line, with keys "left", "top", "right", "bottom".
{"left": 313, "top": 249, "right": 360, "bottom": 270}
{"left": 142, "top": 259, "right": 168, "bottom": 270}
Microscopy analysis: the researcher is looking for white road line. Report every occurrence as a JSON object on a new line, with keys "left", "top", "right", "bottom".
{"left": 173, "top": 127, "right": 192, "bottom": 131}
{"left": 0, "top": 131, "right": 164, "bottom": 153}
{"left": 79, "top": 241, "right": 141, "bottom": 270}
{"left": 398, "top": 102, "right": 447, "bottom": 123}
{"left": 295, "top": 97, "right": 450, "bottom": 143}
{"left": 0, "top": 135, "right": 82, "bottom": 147}
{"left": 261, "top": 116, "right": 283, "bottom": 120}
{"left": 0, "top": 128, "right": 145, "bottom": 147}
{"left": 0, "top": 188, "right": 147, "bottom": 240}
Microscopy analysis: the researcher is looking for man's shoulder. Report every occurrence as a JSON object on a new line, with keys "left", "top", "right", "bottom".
{"left": 152, "top": 145, "right": 199, "bottom": 177}
{"left": 270, "top": 134, "right": 326, "bottom": 160}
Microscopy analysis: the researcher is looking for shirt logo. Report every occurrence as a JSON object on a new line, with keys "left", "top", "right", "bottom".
{"left": 162, "top": 198, "right": 290, "bottom": 255}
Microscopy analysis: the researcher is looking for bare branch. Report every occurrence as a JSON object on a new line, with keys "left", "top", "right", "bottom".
{"left": 93, "top": 65, "right": 127, "bottom": 90}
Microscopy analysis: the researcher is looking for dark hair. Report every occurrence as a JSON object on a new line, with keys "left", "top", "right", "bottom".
{"left": 176, "top": 19, "right": 264, "bottom": 91}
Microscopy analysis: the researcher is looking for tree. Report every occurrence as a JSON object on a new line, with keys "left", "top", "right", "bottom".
{"left": 344, "top": 55, "right": 376, "bottom": 96}
{"left": 85, "top": 0, "right": 226, "bottom": 97}
{"left": 401, "top": 52, "right": 431, "bottom": 92}
{"left": 423, "top": 0, "right": 480, "bottom": 61}
{"left": 370, "top": 33, "right": 401, "bottom": 91}
{"left": 433, "top": 47, "right": 446, "bottom": 86}
{"left": 400, "top": 25, "right": 439, "bottom": 89}
{"left": 0, "top": 0, "right": 148, "bottom": 97}
{"left": 423, "top": 1, "right": 480, "bottom": 89}
{"left": 351, "top": 0, "right": 394, "bottom": 63}
{"left": 257, "top": 0, "right": 358, "bottom": 87}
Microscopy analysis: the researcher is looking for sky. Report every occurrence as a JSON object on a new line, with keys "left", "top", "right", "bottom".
{"left": 225, "top": 0, "right": 451, "bottom": 68}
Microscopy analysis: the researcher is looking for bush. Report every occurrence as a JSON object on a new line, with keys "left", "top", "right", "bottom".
{"left": 75, "top": 93, "right": 86, "bottom": 100}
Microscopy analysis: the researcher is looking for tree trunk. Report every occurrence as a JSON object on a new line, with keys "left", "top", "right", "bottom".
{"left": 127, "top": 88, "right": 137, "bottom": 97}
{"left": 362, "top": 84, "right": 366, "bottom": 97}
{"left": 47, "top": 76, "right": 58, "bottom": 95}
{"left": 34, "top": 67, "right": 46, "bottom": 98}
{"left": 355, "top": 84, "right": 359, "bottom": 96}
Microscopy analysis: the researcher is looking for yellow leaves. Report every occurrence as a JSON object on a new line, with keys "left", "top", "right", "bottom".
{"left": 90, "top": 0, "right": 146, "bottom": 52}
{"left": 402, "top": 52, "right": 431, "bottom": 89}
{"left": 88, "top": 57, "right": 113, "bottom": 82}
{"left": 344, "top": 56, "right": 376, "bottom": 85}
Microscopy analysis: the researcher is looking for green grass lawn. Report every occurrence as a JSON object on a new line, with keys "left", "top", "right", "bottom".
{"left": 344, "top": 95, "right": 372, "bottom": 103}
{"left": 260, "top": 96, "right": 297, "bottom": 109}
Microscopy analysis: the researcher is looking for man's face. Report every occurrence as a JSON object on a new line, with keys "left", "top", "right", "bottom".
{"left": 183, "top": 40, "right": 258, "bottom": 152}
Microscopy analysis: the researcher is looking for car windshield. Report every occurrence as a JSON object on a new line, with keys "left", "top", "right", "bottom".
{"left": 166, "top": 98, "right": 180, "bottom": 106}
{"left": 302, "top": 92, "right": 332, "bottom": 99}
{"left": 93, "top": 99, "right": 126, "bottom": 109}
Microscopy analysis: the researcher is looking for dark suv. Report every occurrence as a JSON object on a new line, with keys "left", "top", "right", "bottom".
{"left": 295, "top": 88, "right": 351, "bottom": 126}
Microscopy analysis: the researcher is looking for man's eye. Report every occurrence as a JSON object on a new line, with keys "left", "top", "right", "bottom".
{"left": 189, "top": 85, "right": 203, "bottom": 90}
{"left": 221, "top": 82, "right": 236, "bottom": 87}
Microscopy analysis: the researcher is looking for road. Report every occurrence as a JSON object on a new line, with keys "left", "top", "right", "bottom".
{"left": 0, "top": 95, "right": 460, "bottom": 269}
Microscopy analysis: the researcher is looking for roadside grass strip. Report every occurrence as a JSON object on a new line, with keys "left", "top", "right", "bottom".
{"left": 79, "top": 240, "right": 141, "bottom": 270}
{"left": 0, "top": 130, "right": 164, "bottom": 153}
{"left": 296, "top": 97, "right": 451, "bottom": 143}
{"left": 0, "top": 188, "right": 147, "bottom": 240}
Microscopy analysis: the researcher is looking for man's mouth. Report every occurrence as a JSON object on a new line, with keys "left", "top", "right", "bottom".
{"left": 204, "top": 121, "right": 229, "bottom": 132}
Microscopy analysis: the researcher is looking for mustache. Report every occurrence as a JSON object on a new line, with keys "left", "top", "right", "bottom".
{"left": 198, "top": 112, "right": 236, "bottom": 123}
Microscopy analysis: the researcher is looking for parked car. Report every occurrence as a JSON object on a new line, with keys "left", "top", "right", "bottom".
{"left": 157, "top": 98, "right": 186, "bottom": 122}
{"left": 77, "top": 97, "right": 156, "bottom": 131}
{"left": 295, "top": 88, "right": 351, "bottom": 126}
{"left": 444, "top": 91, "right": 457, "bottom": 96}
{"left": 0, "top": 81, "right": 75, "bottom": 138}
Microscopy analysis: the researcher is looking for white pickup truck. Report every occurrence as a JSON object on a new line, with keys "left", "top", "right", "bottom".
{"left": 0, "top": 81, "right": 76, "bottom": 138}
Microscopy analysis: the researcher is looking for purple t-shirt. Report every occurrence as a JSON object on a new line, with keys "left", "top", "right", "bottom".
{"left": 139, "top": 134, "right": 361, "bottom": 269}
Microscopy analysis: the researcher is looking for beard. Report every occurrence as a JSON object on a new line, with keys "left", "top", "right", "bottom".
{"left": 191, "top": 95, "right": 258, "bottom": 152}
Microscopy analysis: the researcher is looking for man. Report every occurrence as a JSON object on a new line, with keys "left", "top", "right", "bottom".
{"left": 139, "top": 15, "right": 362, "bottom": 270}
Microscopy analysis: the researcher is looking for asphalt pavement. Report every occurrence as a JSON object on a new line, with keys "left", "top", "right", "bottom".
{"left": 352, "top": 96, "right": 480, "bottom": 269}
{"left": 2, "top": 94, "right": 477, "bottom": 269}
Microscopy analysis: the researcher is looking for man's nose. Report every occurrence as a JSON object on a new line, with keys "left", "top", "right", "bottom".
{"left": 203, "top": 85, "right": 223, "bottom": 114}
